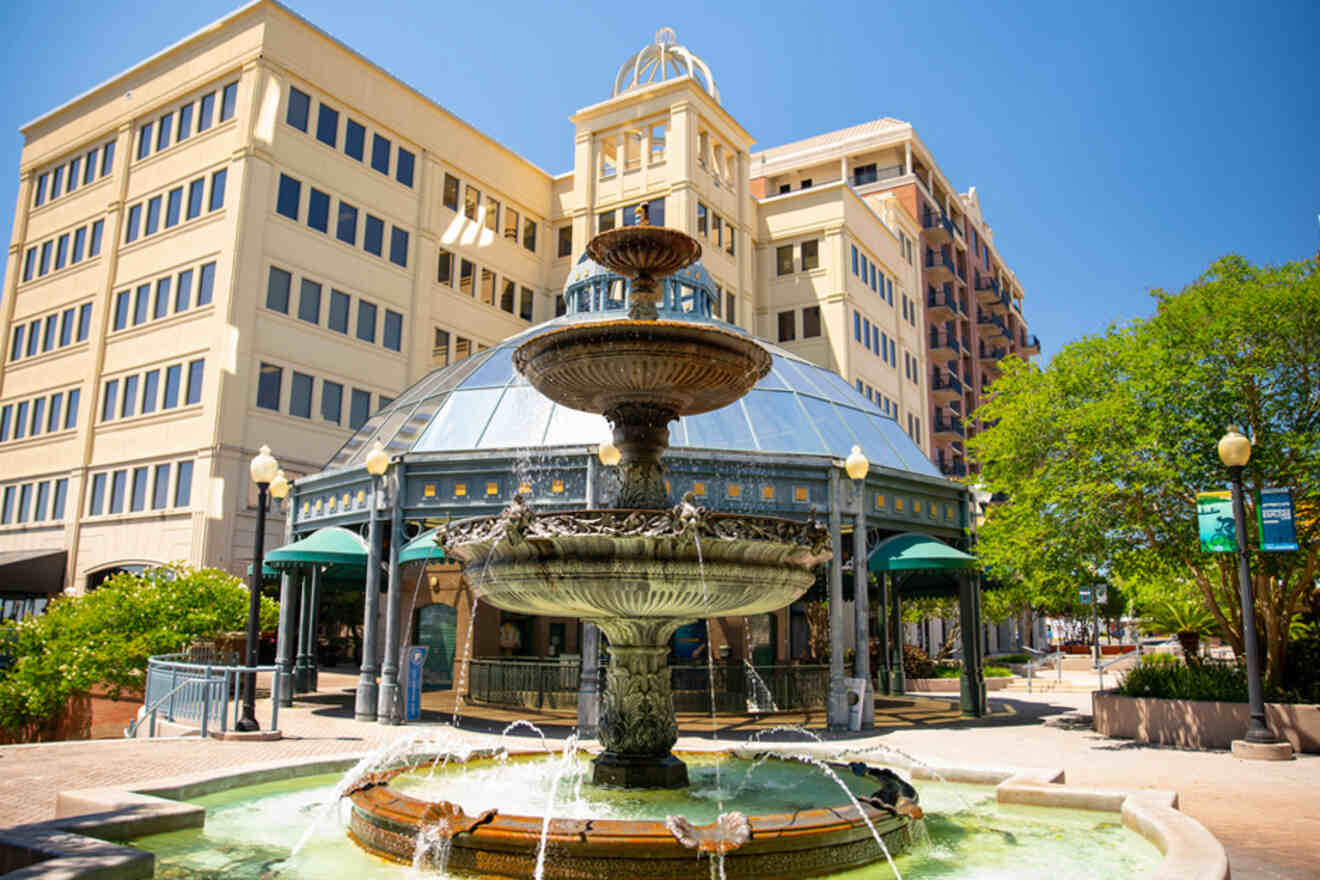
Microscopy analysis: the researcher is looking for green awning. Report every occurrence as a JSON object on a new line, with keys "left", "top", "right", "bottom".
{"left": 399, "top": 528, "right": 446, "bottom": 567}
{"left": 246, "top": 562, "right": 281, "bottom": 581}
{"left": 265, "top": 527, "right": 369, "bottom": 573}
{"left": 868, "top": 533, "right": 978, "bottom": 572}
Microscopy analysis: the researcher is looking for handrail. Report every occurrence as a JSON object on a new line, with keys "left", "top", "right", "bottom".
{"left": 129, "top": 654, "right": 280, "bottom": 739}
{"left": 1022, "top": 645, "right": 1065, "bottom": 692}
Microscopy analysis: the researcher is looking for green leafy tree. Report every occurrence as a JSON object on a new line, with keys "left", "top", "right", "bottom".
{"left": 0, "top": 565, "right": 278, "bottom": 739}
{"left": 971, "top": 255, "right": 1320, "bottom": 685}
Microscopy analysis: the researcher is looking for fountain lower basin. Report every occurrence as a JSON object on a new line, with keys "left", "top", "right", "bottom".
{"left": 346, "top": 751, "right": 915, "bottom": 879}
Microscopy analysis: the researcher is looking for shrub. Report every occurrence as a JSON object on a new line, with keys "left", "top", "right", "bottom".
{"left": 991, "top": 653, "right": 1031, "bottom": 665}
{"left": 0, "top": 566, "right": 278, "bottom": 740}
{"left": 983, "top": 665, "right": 1013, "bottom": 678}
{"left": 932, "top": 663, "right": 961, "bottom": 678}
{"left": 1282, "top": 621, "right": 1320, "bottom": 704}
{"left": 1116, "top": 655, "right": 1257, "bottom": 703}
{"left": 902, "top": 644, "right": 935, "bottom": 679}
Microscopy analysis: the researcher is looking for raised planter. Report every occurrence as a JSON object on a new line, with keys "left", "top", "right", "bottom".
{"left": 905, "top": 676, "right": 1016, "bottom": 693}
{"left": 1092, "top": 690, "right": 1320, "bottom": 753}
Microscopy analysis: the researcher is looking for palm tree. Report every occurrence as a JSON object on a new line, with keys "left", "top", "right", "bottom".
{"left": 1141, "top": 597, "right": 1218, "bottom": 662}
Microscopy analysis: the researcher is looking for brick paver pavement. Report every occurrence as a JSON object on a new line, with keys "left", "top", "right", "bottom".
{"left": 1, "top": 676, "right": 1315, "bottom": 879}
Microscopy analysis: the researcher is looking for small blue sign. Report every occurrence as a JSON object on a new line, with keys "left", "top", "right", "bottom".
{"left": 406, "top": 645, "right": 429, "bottom": 721}
{"left": 1257, "top": 488, "right": 1299, "bottom": 552}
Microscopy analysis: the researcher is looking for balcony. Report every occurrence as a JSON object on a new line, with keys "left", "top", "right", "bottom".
{"left": 928, "top": 329, "right": 963, "bottom": 358}
{"left": 921, "top": 209, "right": 953, "bottom": 244}
{"left": 977, "top": 311, "right": 1010, "bottom": 340}
{"left": 926, "top": 287, "right": 962, "bottom": 321}
{"left": 1020, "top": 333, "right": 1041, "bottom": 354}
{"left": 974, "top": 276, "right": 1001, "bottom": 307}
{"left": 979, "top": 341, "right": 1007, "bottom": 365}
{"left": 933, "top": 414, "right": 965, "bottom": 440}
{"left": 931, "top": 369, "right": 963, "bottom": 403}
{"left": 989, "top": 291, "right": 1012, "bottom": 316}
{"left": 937, "top": 457, "right": 967, "bottom": 478}
{"left": 924, "top": 249, "right": 956, "bottom": 283}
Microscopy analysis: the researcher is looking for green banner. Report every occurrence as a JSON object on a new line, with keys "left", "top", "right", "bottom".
{"left": 1196, "top": 491, "right": 1236, "bottom": 553}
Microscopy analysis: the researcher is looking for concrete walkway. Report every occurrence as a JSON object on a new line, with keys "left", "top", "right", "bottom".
{"left": 1, "top": 674, "right": 1315, "bottom": 879}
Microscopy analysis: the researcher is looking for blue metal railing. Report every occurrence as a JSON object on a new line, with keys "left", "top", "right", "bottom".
{"left": 127, "top": 653, "right": 280, "bottom": 738}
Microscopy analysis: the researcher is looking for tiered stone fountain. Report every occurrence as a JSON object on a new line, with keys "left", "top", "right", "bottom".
{"left": 345, "top": 211, "right": 922, "bottom": 877}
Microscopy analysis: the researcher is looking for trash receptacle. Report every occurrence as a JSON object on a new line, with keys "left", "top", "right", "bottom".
{"left": 844, "top": 677, "right": 866, "bottom": 731}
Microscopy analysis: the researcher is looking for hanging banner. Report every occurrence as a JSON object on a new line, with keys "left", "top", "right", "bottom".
{"left": 1196, "top": 491, "right": 1236, "bottom": 553}
{"left": 1257, "top": 488, "right": 1299, "bottom": 552}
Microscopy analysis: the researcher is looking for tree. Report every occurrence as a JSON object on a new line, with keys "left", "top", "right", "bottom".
{"left": 971, "top": 255, "right": 1320, "bottom": 685}
{"left": 0, "top": 566, "right": 278, "bottom": 740}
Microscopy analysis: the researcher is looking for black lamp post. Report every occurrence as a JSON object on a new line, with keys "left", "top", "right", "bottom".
{"left": 1216, "top": 426, "right": 1278, "bottom": 745}
{"left": 238, "top": 445, "right": 283, "bottom": 732}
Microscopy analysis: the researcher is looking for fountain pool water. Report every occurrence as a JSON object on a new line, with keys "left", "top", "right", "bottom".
{"left": 129, "top": 754, "right": 1164, "bottom": 879}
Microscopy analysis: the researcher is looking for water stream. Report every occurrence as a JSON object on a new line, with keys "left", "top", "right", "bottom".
{"left": 532, "top": 735, "right": 579, "bottom": 880}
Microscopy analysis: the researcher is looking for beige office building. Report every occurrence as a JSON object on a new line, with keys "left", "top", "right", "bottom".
{"left": 0, "top": 3, "right": 1034, "bottom": 601}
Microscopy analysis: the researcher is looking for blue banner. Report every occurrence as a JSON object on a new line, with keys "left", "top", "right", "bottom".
{"left": 1257, "top": 488, "right": 1299, "bottom": 552}
{"left": 406, "top": 645, "right": 429, "bottom": 721}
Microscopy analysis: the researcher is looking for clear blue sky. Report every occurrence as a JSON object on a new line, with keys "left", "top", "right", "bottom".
{"left": 4, "top": 0, "right": 1316, "bottom": 359}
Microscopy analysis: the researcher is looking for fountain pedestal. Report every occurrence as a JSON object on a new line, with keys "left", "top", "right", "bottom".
{"left": 593, "top": 637, "right": 688, "bottom": 788}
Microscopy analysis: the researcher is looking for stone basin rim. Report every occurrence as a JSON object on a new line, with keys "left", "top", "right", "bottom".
{"left": 347, "top": 749, "right": 909, "bottom": 854}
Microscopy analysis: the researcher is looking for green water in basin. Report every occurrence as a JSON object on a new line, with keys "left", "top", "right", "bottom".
{"left": 133, "top": 754, "right": 1162, "bottom": 879}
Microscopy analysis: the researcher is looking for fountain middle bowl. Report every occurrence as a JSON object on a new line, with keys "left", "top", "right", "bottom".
{"left": 346, "top": 750, "right": 919, "bottom": 880}
{"left": 440, "top": 507, "right": 831, "bottom": 623}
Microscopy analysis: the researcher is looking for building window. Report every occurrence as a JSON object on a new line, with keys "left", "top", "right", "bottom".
{"left": 137, "top": 122, "right": 153, "bottom": 160}
{"left": 186, "top": 360, "right": 204, "bottom": 405}
{"left": 725, "top": 292, "right": 736, "bottom": 325}
{"left": 65, "top": 389, "right": 79, "bottom": 429}
{"left": 364, "top": 215, "right": 384, "bottom": 256}
{"left": 854, "top": 163, "right": 877, "bottom": 186}
{"left": 557, "top": 226, "right": 572, "bottom": 258}
{"left": 276, "top": 174, "right": 301, "bottom": 220}
{"left": 144, "top": 196, "right": 161, "bottom": 236}
{"left": 266, "top": 267, "right": 291, "bottom": 313}
{"left": 503, "top": 206, "right": 519, "bottom": 242}
{"left": 803, "top": 306, "right": 821, "bottom": 338}
{"left": 481, "top": 268, "right": 497, "bottom": 306}
{"left": 290, "top": 371, "right": 313, "bottom": 418}
{"left": 209, "top": 170, "right": 226, "bottom": 211}
{"left": 321, "top": 380, "right": 343, "bottom": 424}
{"left": 130, "top": 467, "right": 148, "bottom": 512}
{"left": 357, "top": 301, "right": 377, "bottom": 343}
{"left": 484, "top": 197, "right": 500, "bottom": 233}
{"left": 437, "top": 249, "right": 453, "bottom": 285}
{"left": 350, "top": 388, "right": 372, "bottom": 429}
{"left": 152, "top": 464, "right": 170, "bottom": 510}
{"left": 464, "top": 185, "right": 480, "bottom": 220}
{"left": 519, "top": 287, "right": 534, "bottom": 322}
{"left": 187, "top": 178, "right": 204, "bottom": 219}
{"left": 307, "top": 188, "right": 330, "bottom": 232}
{"left": 597, "top": 210, "right": 615, "bottom": 233}
{"left": 174, "top": 461, "right": 193, "bottom": 507}
{"left": 125, "top": 204, "right": 142, "bottom": 243}
{"left": 197, "top": 92, "right": 215, "bottom": 131}
{"left": 802, "top": 240, "right": 819, "bottom": 270}
{"left": 219, "top": 82, "right": 238, "bottom": 121}
{"left": 256, "top": 363, "right": 282, "bottom": 410}
{"left": 157, "top": 112, "right": 173, "bottom": 151}
{"left": 371, "top": 134, "right": 391, "bottom": 175}
{"left": 523, "top": 219, "right": 537, "bottom": 253}
{"left": 344, "top": 118, "right": 366, "bottom": 161}
{"left": 383, "top": 310, "right": 403, "bottom": 352}
{"left": 389, "top": 227, "right": 409, "bottom": 267}
{"left": 443, "top": 174, "right": 460, "bottom": 211}
{"left": 163, "top": 364, "right": 181, "bottom": 409}
{"left": 459, "top": 259, "right": 474, "bottom": 296}
{"left": 142, "top": 370, "right": 158, "bottom": 414}
{"left": 290, "top": 280, "right": 319, "bottom": 325}
{"left": 316, "top": 103, "right": 339, "bottom": 148}
{"left": 776, "top": 245, "right": 793, "bottom": 276}
{"left": 286, "top": 87, "right": 311, "bottom": 131}
{"left": 101, "top": 379, "right": 118, "bottom": 421}
{"left": 197, "top": 262, "right": 215, "bottom": 306}
{"left": 396, "top": 149, "right": 415, "bottom": 187}
{"left": 88, "top": 474, "right": 106, "bottom": 516}
{"left": 777, "top": 311, "right": 795, "bottom": 342}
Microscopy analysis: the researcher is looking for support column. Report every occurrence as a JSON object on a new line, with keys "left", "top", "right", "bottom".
{"left": 276, "top": 569, "right": 296, "bottom": 707}
{"left": 578, "top": 623, "right": 601, "bottom": 737}
{"left": 294, "top": 571, "right": 310, "bottom": 692}
{"left": 379, "top": 467, "right": 405, "bottom": 724}
{"left": 308, "top": 565, "right": 322, "bottom": 692}
{"left": 876, "top": 573, "right": 890, "bottom": 695}
{"left": 852, "top": 506, "right": 873, "bottom": 728}
{"left": 592, "top": 620, "right": 687, "bottom": 789}
{"left": 959, "top": 571, "right": 986, "bottom": 717}
{"left": 356, "top": 475, "right": 383, "bottom": 720}
{"left": 889, "top": 580, "right": 905, "bottom": 695}
{"left": 827, "top": 469, "right": 847, "bottom": 729}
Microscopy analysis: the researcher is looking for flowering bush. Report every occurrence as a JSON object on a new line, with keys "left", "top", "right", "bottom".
{"left": 0, "top": 565, "right": 277, "bottom": 740}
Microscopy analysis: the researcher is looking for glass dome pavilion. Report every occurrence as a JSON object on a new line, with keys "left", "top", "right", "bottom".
{"left": 279, "top": 257, "right": 985, "bottom": 724}
{"left": 289, "top": 255, "right": 967, "bottom": 537}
